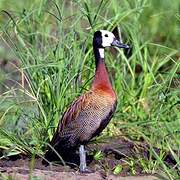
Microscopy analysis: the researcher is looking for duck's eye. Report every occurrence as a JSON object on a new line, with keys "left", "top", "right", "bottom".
{"left": 105, "top": 34, "right": 108, "bottom": 37}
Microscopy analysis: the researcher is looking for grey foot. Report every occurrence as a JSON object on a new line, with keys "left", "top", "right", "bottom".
{"left": 80, "top": 167, "right": 94, "bottom": 173}
{"left": 79, "top": 145, "right": 94, "bottom": 173}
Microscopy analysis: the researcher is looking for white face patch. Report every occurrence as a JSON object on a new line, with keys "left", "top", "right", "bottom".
{"left": 98, "top": 48, "right": 104, "bottom": 58}
{"left": 100, "top": 30, "right": 115, "bottom": 48}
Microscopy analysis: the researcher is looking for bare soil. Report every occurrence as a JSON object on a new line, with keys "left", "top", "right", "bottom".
{"left": 0, "top": 157, "right": 160, "bottom": 180}
{"left": 0, "top": 137, "right": 174, "bottom": 180}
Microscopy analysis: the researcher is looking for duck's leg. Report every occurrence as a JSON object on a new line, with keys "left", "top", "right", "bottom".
{"left": 79, "top": 145, "right": 92, "bottom": 173}
{"left": 79, "top": 145, "right": 87, "bottom": 172}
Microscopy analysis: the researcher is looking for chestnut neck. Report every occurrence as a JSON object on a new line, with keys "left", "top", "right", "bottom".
{"left": 91, "top": 46, "right": 114, "bottom": 93}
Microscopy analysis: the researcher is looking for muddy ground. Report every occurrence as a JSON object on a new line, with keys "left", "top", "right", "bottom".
{"left": 0, "top": 137, "right": 174, "bottom": 180}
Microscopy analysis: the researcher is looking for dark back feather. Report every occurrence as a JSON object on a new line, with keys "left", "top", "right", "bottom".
{"left": 43, "top": 89, "right": 116, "bottom": 163}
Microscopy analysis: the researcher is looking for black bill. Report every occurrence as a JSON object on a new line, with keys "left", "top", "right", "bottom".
{"left": 111, "top": 39, "right": 129, "bottom": 49}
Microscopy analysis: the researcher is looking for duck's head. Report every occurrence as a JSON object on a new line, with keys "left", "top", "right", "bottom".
{"left": 93, "top": 30, "right": 129, "bottom": 49}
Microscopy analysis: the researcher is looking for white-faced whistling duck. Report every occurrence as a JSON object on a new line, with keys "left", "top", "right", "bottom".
{"left": 42, "top": 30, "right": 129, "bottom": 173}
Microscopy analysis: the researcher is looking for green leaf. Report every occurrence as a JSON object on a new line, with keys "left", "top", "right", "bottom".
{"left": 93, "top": 150, "right": 103, "bottom": 161}
{"left": 113, "top": 164, "right": 122, "bottom": 175}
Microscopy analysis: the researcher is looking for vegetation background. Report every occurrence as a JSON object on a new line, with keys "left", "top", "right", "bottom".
{"left": 0, "top": 0, "right": 179, "bottom": 179}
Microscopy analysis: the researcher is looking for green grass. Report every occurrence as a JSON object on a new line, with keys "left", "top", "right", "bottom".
{"left": 0, "top": 0, "right": 179, "bottom": 179}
